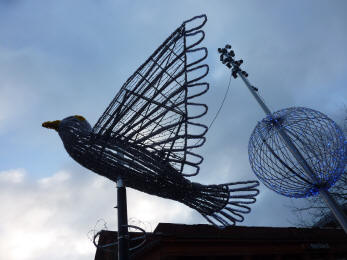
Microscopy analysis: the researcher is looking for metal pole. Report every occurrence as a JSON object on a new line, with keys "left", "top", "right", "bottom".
{"left": 320, "top": 189, "right": 347, "bottom": 233}
{"left": 116, "top": 178, "right": 129, "bottom": 260}
{"left": 277, "top": 125, "right": 347, "bottom": 232}
{"left": 238, "top": 72, "right": 272, "bottom": 116}
{"left": 237, "top": 70, "right": 347, "bottom": 233}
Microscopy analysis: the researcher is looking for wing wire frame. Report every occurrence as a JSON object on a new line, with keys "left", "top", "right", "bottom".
{"left": 93, "top": 15, "right": 209, "bottom": 177}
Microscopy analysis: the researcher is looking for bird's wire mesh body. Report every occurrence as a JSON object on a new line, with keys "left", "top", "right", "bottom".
{"left": 51, "top": 15, "right": 260, "bottom": 227}
{"left": 249, "top": 107, "right": 345, "bottom": 198}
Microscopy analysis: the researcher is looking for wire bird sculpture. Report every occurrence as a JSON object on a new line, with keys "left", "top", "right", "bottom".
{"left": 42, "top": 15, "right": 259, "bottom": 227}
{"left": 218, "top": 44, "right": 347, "bottom": 232}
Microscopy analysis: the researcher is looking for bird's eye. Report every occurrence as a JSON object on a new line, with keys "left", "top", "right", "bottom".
{"left": 74, "top": 115, "right": 86, "bottom": 121}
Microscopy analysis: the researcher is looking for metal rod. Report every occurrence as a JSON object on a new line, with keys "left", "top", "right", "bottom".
{"left": 117, "top": 178, "right": 129, "bottom": 260}
{"left": 320, "top": 189, "right": 347, "bottom": 233}
{"left": 238, "top": 70, "right": 272, "bottom": 116}
{"left": 237, "top": 70, "right": 347, "bottom": 233}
{"left": 238, "top": 70, "right": 318, "bottom": 183}
{"left": 275, "top": 129, "right": 319, "bottom": 184}
{"left": 277, "top": 126, "right": 347, "bottom": 233}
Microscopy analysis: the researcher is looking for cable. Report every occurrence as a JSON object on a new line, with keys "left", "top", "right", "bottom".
{"left": 190, "top": 71, "right": 233, "bottom": 149}
{"left": 207, "top": 70, "right": 233, "bottom": 130}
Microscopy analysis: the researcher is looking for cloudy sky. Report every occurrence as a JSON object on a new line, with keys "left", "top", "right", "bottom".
{"left": 1, "top": 0, "right": 346, "bottom": 259}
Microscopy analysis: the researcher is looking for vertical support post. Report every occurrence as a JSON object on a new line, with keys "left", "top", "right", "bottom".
{"left": 116, "top": 178, "right": 129, "bottom": 260}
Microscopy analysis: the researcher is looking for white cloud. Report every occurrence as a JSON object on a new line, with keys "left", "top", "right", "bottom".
{"left": 0, "top": 168, "right": 197, "bottom": 260}
{"left": 0, "top": 169, "right": 302, "bottom": 259}
{"left": 0, "top": 168, "right": 25, "bottom": 183}
{"left": 0, "top": 169, "right": 92, "bottom": 260}
{"left": 2, "top": 168, "right": 297, "bottom": 259}
{"left": 38, "top": 170, "right": 70, "bottom": 186}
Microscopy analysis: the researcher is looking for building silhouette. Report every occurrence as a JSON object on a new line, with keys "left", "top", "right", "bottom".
{"left": 94, "top": 223, "right": 347, "bottom": 260}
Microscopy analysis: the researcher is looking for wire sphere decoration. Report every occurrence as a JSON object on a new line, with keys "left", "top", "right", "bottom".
{"left": 248, "top": 106, "right": 346, "bottom": 198}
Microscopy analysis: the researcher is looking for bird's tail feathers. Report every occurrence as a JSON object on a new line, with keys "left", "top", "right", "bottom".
{"left": 196, "top": 181, "right": 260, "bottom": 227}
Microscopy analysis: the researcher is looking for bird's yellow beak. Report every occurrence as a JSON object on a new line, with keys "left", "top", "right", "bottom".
{"left": 42, "top": 120, "right": 61, "bottom": 131}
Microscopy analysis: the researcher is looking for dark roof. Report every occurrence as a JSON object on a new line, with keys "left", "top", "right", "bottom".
{"left": 95, "top": 223, "right": 347, "bottom": 260}
{"left": 153, "top": 222, "right": 344, "bottom": 241}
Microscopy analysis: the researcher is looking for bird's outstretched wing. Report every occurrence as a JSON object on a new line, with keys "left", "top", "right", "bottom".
{"left": 92, "top": 15, "right": 209, "bottom": 176}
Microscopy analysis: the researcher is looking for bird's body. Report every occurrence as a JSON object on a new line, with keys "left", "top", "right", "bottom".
{"left": 43, "top": 15, "right": 260, "bottom": 227}
{"left": 57, "top": 116, "right": 253, "bottom": 222}
{"left": 60, "top": 116, "right": 196, "bottom": 202}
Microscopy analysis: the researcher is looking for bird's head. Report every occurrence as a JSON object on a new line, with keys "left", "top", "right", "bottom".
{"left": 43, "top": 115, "right": 92, "bottom": 159}
{"left": 42, "top": 115, "right": 91, "bottom": 134}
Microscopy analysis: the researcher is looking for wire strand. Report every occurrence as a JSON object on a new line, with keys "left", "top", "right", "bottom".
{"left": 207, "top": 71, "right": 233, "bottom": 129}
{"left": 191, "top": 71, "right": 233, "bottom": 149}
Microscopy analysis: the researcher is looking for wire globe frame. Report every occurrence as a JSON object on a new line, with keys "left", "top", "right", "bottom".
{"left": 248, "top": 107, "right": 345, "bottom": 198}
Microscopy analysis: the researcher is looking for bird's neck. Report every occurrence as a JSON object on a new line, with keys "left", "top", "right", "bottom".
{"left": 59, "top": 127, "right": 91, "bottom": 160}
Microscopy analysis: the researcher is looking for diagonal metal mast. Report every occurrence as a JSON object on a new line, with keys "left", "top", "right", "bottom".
{"left": 219, "top": 45, "right": 347, "bottom": 233}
